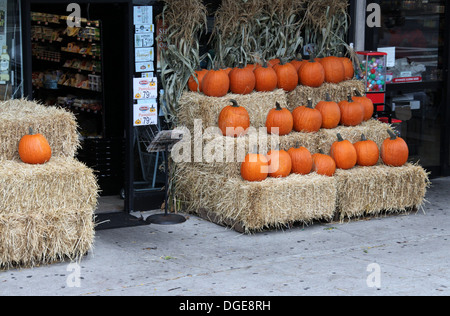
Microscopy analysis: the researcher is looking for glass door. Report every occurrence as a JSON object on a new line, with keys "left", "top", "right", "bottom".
{"left": 366, "top": 0, "right": 449, "bottom": 176}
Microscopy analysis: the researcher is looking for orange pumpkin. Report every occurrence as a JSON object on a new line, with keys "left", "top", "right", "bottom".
{"left": 338, "top": 94, "right": 364, "bottom": 126}
{"left": 254, "top": 61, "right": 278, "bottom": 92}
{"left": 320, "top": 56, "right": 345, "bottom": 83}
{"left": 229, "top": 63, "right": 256, "bottom": 95}
{"left": 340, "top": 57, "right": 354, "bottom": 80}
{"left": 241, "top": 148, "right": 269, "bottom": 182}
{"left": 287, "top": 144, "right": 312, "bottom": 175}
{"left": 354, "top": 134, "right": 380, "bottom": 166}
{"left": 330, "top": 133, "right": 357, "bottom": 170}
{"left": 265, "top": 102, "right": 294, "bottom": 136}
{"left": 187, "top": 68, "right": 208, "bottom": 92}
{"left": 311, "top": 150, "right": 336, "bottom": 176}
{"left": 290, "top": 56, "right": 307, "bottom": 72}
{"left": 218, "top": 99, "right": 250, "bottom": 137}
{"left": 298, "top": 59, "right": 325, "bottom": 87}
{"left": 202, "top": 68, "right": 230, "bottom": 97}
{"left": 315, "top": 93, "right": 341, "bottom": 129}
{"left": 267, "top": 148, "right": 292, "bottom": 178}
{"left": 274, "top": 59, "right": 298, "bottom": 92}
{"left": 292, "top": 98, "right": 323, "bottom": 133}
{"left": 352, "top": 89, "right": 374, "bottom": 121}
{"left": 268, "top": 58, "right": 281, "bottom": 67}
{"left": 18, "top": 127, "right": 52, "bottom": 164}
{"left": 381, "top": 130, "right": 409, "bottom": 167}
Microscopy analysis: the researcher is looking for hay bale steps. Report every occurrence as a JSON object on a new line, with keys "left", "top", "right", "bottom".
{"left": 173, "top": 81, "right": 430, "bottom": 233}
{"left": 0, "top": 99, "right": 98, "bottom": 269}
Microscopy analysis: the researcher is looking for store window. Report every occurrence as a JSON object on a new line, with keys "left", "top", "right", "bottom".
{"left": 0, "top": 0, "right": 23, "bottom": 100}
{"left": 367, "top": 0, "right": 447, "bottom": 174}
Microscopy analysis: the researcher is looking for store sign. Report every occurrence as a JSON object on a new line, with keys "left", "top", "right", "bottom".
{"left": 135, "top": 47, "right": 154, "bottom": 62}
{"left": 135, "top": 61, "right": 154, "bottom": 73}
{"left": 133, "top": 101, "right": 157, "bottom": 126}
{"left": 133, "top": 77, "right": 157, "bottom": 100}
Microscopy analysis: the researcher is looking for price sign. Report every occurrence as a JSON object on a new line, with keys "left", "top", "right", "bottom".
{"left": 133, "top": 77, "right": 157, "bottom": 100}
{"left": 133, "top": 101, "right": 157, "bottom": 126}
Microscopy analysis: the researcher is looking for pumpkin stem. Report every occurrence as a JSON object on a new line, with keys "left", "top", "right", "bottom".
{"left": 336, "top": 133, "right": 344, "bottom": 142}
{"left": 318, "top": 149, "right": 324, "bottom": 154}
{"left": 306, "top": 98, "right": 313, "bottom": 109}
{"left": 229, "top": 99, "right": 239, "bottom": 107}
{"left": 361, "top": 134, "right": 367, "bottom": 141}
{"left": 347, "top": 94, "right": 353, "bottom": 102}
{"left": 325, "top": 92, "right": 331, "bottom": 102}
{"left": 387, "top": 129, "right": 397, "bottom": 140}
{"left": 29, "top": 127, "right": 34, "bottom": 135}
{"left": 275, "top": 102, "right": 282, "bottom": 111}
{"left": 353, "top": 88, "right": 363, "bottom": 97}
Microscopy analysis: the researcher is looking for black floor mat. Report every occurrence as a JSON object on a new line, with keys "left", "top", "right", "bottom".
{"left": 95, "top": 212, "right": 149, "bottom": 230}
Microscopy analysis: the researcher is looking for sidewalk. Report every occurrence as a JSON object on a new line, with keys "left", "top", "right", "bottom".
{"left": 1, "top": 177, "right": 449, "bottom": 296}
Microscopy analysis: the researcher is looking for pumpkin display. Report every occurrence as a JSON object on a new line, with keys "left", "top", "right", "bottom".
{"left": 254, "top": 61, "right": 278, "bottom": 92}
{"left": 229, "top": 63, "right": 256, "bottom": 95}
{"left": 319, "top": 56, "right": 345, "bottom": 83}
{"left": 218, "top": 99, "right": 250, "bottom": 137}
{"left": 290, "top": 57, "right": 307, "bottom": 72}
{"left": 241, "top": 148, "right": 269, "bottom": 182}
{"left": 352, "top": 89, "right": 374, "bottom": 121}
{"left": 267, "top": 148, "right": 292, "bottom": 178}
{"left": 265, "top": 102, "right": 294, "bottom": 136}
{"left": 18, "top": 127, "right": 52, "bottom": 164}
{"left": 202, "top": 68, "right": 230, "bottom": 97}
{"left": 338, "top": 94, "right": 364, "bottom": 126}
{"left": 187, "top": 68, "right": 208, "bottom": 92}
{"left": 353, "top": 134, "right": 380, "bottom": 166}
{"left": 287, "top": 144, "right": 312, "bottom": 175}
{"left": 315, "top": 93, "right": 341, "bottom": 129}
{"left": 311, "top": 150, "right": 336, "bottom": 176}
{"left": 268, "top": 58, "right": 281, "bottom": 67}
{"left": 381, "top": 130, "right": 409, "bottom": 167}
{"left": 298, "top": 58, "right": 325, "bottom": 87}
{"left": 292, "top": 98, "right": 322, "bottom": 133}
{"left": 330, "top": 133, "right": 357, "bottom": 170}
{"left": 274, "top": 59, "right": 298, "bottom": 92}
{"left": 340, "top": 57, "right": 354, "bottom": 80}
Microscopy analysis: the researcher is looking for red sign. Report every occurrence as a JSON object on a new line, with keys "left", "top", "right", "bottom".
{"left": 392, "top": 76, "right": 422, "bottom": 83}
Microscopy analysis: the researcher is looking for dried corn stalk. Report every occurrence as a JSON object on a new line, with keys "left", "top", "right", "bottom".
{"left": 158, "top": 0, "right": 207, "bottom": 126}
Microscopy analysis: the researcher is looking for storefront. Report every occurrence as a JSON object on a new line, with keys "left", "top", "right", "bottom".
{"left": 2, "top": 0, "right": 449, "bottom": 219}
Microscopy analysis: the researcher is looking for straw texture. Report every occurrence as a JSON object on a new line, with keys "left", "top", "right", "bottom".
{"left": 334, "top": 163, "right": 430, "bottom": 220}
{"left": 174, "top": 162, "right": 337, "bottom": 233}
{"left": 0, "top": 98, "right": 80, "bottom": 160}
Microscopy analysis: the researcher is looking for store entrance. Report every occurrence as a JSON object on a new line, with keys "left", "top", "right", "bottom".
{"left": 26, "top": 2, "right": 130, "bottom": 213}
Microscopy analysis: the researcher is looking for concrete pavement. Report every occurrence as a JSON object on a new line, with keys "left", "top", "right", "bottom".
{"left": 1, "top": 177, "right": 449, "bottom": 297}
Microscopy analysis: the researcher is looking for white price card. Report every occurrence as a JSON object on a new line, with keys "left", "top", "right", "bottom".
{"left": 135, "top": 62, "right": 154, "bottom": 73}
{"left": 135, "top": 47, "right": 154, "bottom": 62}
{"left": 135, "top": 24, "right": 154, "bottom": 34}
{"left": 135, "top": 33, "right": 154, "bottom": 47}
{"left": 134, "top": 6, "right": 153, "bottom": 25}
{"left": 133, "top": 77, "right": 157, "bottom": 100}
{"left": 133, "top": 102, "right": 157, "bottom": 126}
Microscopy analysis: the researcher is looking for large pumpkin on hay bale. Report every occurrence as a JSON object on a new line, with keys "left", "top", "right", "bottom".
{"left": 353, "top": 134, "right": 380, "bottom": 167}
{"left": 311, "top": 150, "right": 336, "bottom": 177}
{"left": 265, "top": 102, "right": 294, "bottom": 136}
{"left": 218, "top": 99, "right": 250, "bottom": 137}
{"left": 254, "top": 61, "right": 278, "bottom": 92}
{"left": 330, "top": 133, "right": 357, "bottom": 170}
{"left": 352, "top": 89, "right": 374, "bottom": 121}
{"left": 340, "top": 57, "right": 354, "bottom": 80}
{"left": 320, "top": 56, "right": 345, "bottom": 83}
{"left": 229, "top": 63, "right": 256, "bottom": 95}
{"left": 18, "top": 127, "right": 52, "bottom": 164}
{"left": 240, "top": 148, "right": 269, "bottom": 182}
{"left": 298, "top": 59, "right": 325, "bottom": 87}
{"left": 381, "top": 130, "right": 409, "bottom": 167}
{"left": 267, "top": 148, "right": 292, "bottom": 178}
{"left": 315, "top": 93, "right": 341, "bottom": 129}
{"left": 201, "top": 68, "right": 230, "bottom": 97}
{"left": 292, "top": 98, "right": 322, "bottom": 133}
{"left": 288, "top": 144, "right": 312, "bottom": 175}
{"left": 187, "top": 68, "right": 208, "bottom": 92}
{"left": 273, "top": 59, "right": 298, "bottom": 92}
{"left": 338, "top": 94, "right": 364, "bottom": 127}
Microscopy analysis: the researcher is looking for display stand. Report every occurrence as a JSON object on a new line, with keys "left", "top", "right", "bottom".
{"left": 145, "top": 130, "right": 186, "bottom": 225}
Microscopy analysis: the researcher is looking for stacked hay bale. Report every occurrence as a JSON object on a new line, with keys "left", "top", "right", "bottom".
{"left": 0, "top": 99, "right": 98, "bottom": 269}
{"left": 173, "top": 81, "right": 430, "bottom": 233}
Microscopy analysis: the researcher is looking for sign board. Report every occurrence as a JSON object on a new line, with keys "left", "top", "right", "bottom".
{"left": 133, "top": 101, "right": 157, "bottom": 126}
{"left": 133, "top": 77, "right": 157, "bottom": 100}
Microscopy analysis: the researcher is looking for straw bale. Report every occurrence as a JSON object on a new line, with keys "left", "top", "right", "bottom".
{"left": 0, "top": 157, "right": 99, "bottom": 214}
{"left": 0, "top": 157, "right": 98, "bottom": 269}
{"left": 0, "top": 98, "right": 80, "bottom": 160}
{"left": 177, "top": 89, "right": 288, "bottom": 130}
{"left": 0, "top": 206, "right": 95, "bottom": 269}
{"left": 173, "top": 128, "right": 320, "bottom": 178}
{"left": 286, "top": 80, "right": 365, "bottom": 110}
{"left": 173, "top": 162, "right": 337, "bottom": 233}
{"left": 334, "top": 163, "right": 430, "bottom": 220}
{"left": 317, "top": 119, "right": 390, "bottom": 155}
